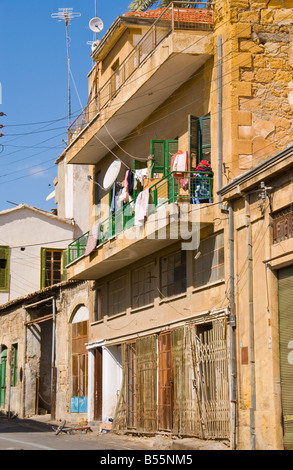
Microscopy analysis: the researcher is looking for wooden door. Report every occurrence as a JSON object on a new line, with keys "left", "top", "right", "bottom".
{"left": 126, "top": 342, "right": 137, "bottom": 429}
{"left": 94, "top": 347, "right": 102, "bottom": 421}
{"left": 158, "top": 331, "right": 173, "bottom": 431}
{"left": 0, "top": 349, "right": 7, "bottom": 408}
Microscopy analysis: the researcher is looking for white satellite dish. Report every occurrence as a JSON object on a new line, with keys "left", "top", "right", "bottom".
{"left": 103, "top": 159, "right": 121, "bottom": 190}
{"left": 91, "top": 40, "right": 100, "bottom": 52}
{"left": 89, "top": 17, "right": 104, "bottom": 33}
{"left": 46, "top": 190, "right": 55, "bottom": 201}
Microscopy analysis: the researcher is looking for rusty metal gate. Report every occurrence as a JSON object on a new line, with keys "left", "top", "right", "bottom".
{"left": 114, "top": 318, "right": 230, "bottom": 440}
{"left": 187, "top": 319, "right": 230, "bottom": 440}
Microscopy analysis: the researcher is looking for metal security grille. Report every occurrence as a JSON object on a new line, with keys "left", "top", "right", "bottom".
{"left": 278, "top": 266, "right": 293, "bottom": 450}
{"left": 188, "top": 319, "right": 230, "bottom": 440}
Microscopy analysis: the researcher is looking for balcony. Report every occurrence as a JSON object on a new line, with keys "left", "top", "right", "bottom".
{"left": 67, "top": 170, "right": 213, "bottom": 279}
{"left": 66, "top": 2, "right": 213, "bottom": 165}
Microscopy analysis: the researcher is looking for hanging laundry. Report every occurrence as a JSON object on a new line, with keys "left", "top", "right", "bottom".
{"left": 85, "top": 222, "right": 100, "bottom": 256}
{"left": 127, "top": 169, "right": 134, "bottom": 196}
{"left": 134, "top": 168, "right": 149, "bottom": 189}
{"left": 135, "top": 188, "right": 149, "bottom": 226}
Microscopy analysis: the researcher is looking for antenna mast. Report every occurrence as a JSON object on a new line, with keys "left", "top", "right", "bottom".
{"left": 51, "top": 8, "right": 81, "bottom": 137}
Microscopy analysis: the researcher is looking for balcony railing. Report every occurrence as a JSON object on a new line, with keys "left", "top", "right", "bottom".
{"left": 67, "top": 171, "right": 213, "bottom": 265}
{"left": 67, "top": 2, "right": 213, "bottom": 144}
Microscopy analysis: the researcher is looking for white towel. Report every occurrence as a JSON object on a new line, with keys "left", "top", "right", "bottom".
{"left": 134, "top": 168, "right": 149, "bottom": 189}
{"left": 135, "top": 188, "right": 149, "bottom": 226}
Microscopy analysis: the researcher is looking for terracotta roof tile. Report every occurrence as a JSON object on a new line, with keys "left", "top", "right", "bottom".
{"left": 123, "top": 7, "right": 213, "bottom": 24}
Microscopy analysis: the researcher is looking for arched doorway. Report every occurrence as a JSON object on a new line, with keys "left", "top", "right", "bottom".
{"left": 71, "top": 306, "right": 89, "bottom": 414}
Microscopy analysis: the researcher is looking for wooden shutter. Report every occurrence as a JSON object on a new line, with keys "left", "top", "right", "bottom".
{"left": 62, "top": 250, "right": 67, "bottom": 282}
{"left": 199, "top": 115, "right": 211, "bottom": 160}
{"left": 150, "top": 140, "right": 165, "bottom": 176}
{"left": 0, "top": 246, "right": 9, "bottom": 292}
{"left": 278, "top": 266, "right": 293, "bottom": 450}
{"left": 40, "top": 248, "right": 46, "bottom": 289}
{"left": 189, "top": 115, "right": 199, "bottom": 169}
{"left": 136, "top": 335, "right": 157, "bottom": 431}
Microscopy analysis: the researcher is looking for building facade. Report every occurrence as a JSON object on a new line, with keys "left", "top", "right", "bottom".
{"left": 56, "top": 0, "right": 293, "bottom": 449}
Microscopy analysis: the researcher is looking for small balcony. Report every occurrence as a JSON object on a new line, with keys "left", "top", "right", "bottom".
{"left": 67, "top": 170, "right": 213, "bottom": 272}
{"left": 66, "top": 2, "right": 213, "bottom": 165}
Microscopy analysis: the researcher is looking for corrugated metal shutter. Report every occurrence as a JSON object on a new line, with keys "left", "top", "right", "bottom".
{"left": 278, "top": 266, "right": 293, "bottom": 450}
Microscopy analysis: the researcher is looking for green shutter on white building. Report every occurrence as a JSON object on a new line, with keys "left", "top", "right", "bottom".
{"left": 0, "top": 246, "right": 9, "bottom": 292}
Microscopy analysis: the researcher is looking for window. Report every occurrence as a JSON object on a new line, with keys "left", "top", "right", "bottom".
{"left": 160, "top": 250, "right": 186, "bottom": 298}
{"left": 108, "top": 275, "right": 127, "bottom": 316}
{"left": 189, "top": 115, "right": 211, "bottom": 169}
{"left": 72, "top": 320, "right": 88, "bottom": 398}
{"left": 194, "top": 231, "right": 224, "bottom": 288}
{"left": 272, "top": 206, "right": 293, "bottom": 243}
{"left": 132, "top": 262, "right": 156, "bottom": 309}
{"left": 40, "top": 248, "right": 66, "bottom": 288}
{"left": 150, "top": 140, "right": 178, "bottom": 176}
{"left": 0, "top": 246, "right": 9, "bottom": 292}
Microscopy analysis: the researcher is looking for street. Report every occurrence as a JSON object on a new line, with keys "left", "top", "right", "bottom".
{"left": 0, "top": 415, "right": 154, "bottom": 451}
{"left": 0, "top": 414, "right": 229, "bottom": 453}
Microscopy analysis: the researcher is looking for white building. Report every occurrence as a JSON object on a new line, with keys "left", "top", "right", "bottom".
{"left": 0, "top": 203, "right": 75, "bottom": 303}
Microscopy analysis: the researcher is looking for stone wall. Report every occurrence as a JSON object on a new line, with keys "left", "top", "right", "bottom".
{"left": 214, "top": 0, "right": 293, "bottom": 175}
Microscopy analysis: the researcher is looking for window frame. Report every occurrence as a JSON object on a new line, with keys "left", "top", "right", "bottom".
{"left": 194, "top": 231, "right": 224, "bottom": 288}
{"left": 160, "top": 250, "right": 187, "bottom": 299}
{"left": 0, "top": 246, "right": 9, "bottom": 292}
{"left": 40, "top": 248, "right": 66, "bottom": 289}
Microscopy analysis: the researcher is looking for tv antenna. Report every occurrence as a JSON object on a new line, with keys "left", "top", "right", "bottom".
{"left": 51, "top": 8, "right": 81, "bottom": 134}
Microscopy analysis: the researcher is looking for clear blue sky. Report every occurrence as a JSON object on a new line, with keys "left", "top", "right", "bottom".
{"left": 0, "top": 0, "right": 131, "bottom": 212}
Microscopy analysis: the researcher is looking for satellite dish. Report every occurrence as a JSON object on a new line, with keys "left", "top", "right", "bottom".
{"left": 89, "top": 17, "right": 104, "bottom": 33}
{"left": 91, "top": 40, "right": 100, "bottom": 52}
{"left": 46, "top": 190, "right": 55, "bottom": 201}
{"left": 103, "top": 159, "right": 121, "bottom": 190}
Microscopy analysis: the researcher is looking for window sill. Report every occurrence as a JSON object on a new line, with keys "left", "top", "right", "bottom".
{"left": 106, "top": 311, "right": 127, "bottom": 321}
{"left": 159, "top": 292, "right": 187, "bottom": 304}
{"left": 130, "top": 303, "right": 154, "bottom": 314}
{"left": 192, "top": 279, "right": 225, "bottom": 294}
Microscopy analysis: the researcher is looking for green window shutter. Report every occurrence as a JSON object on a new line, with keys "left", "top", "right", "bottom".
{"left": 40, "top": 248, "right": 46, "bottom": 289}
{"left": 0, "top": 246, "right": 9, "bottom": 292}
{"left": 199, "top": 115, "right": 211, "bottom": 160}
{"left": 150, "top": 140, "right": 165, "bottom": 176}
{"left": 151, "top": 140, "right": 178, "bottom": 176}
{"left": 166, "top": 140, "right": 179, "bottom": 174}
{"left": 189, "top": 115, "right": 199, "bottom": 169}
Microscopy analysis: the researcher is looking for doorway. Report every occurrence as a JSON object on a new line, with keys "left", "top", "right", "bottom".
{"left": 158, "top": 331, "right": 173, "bottom": 432}
{"left": 94, "top": 347, "right": 102, "bottom": 421}
{"left": 0, "top": 347, "right": 7, "bottom": 408}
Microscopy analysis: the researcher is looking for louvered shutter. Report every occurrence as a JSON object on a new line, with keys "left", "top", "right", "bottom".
{"left": 278, "top": 266, "right": 293, "bottom": 450}
{"left": 0, "top": 246, "right": 9, "bottom": 292}
{"left": 150, "top": 140, "right": 165, "bottom": 176}
{"left": 199, "top": 115, "right": 211, "bottom": 160}
{"left": 189, "top": 115, "right": 199, "bottom": 169}
{"left": 166, "top": 140, "right": 179, "bottom": 174}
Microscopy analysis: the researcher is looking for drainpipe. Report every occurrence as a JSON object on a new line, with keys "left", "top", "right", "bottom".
{"left": 217, "top": 36, "right": 223, "bottom": 202}
{"left": 229, "top": 203, "right": 237, "bottom": 450}
{"left": 245, "top": 196, "right": 256, "bottom": 450}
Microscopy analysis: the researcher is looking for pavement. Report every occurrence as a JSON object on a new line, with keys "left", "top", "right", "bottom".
{"left": 8, "top": 413, "right": 229, "bottom": 451}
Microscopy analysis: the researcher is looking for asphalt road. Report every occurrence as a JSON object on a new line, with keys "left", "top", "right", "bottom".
{"left": 0, "top": 416, "right": 154, "bottom": 451}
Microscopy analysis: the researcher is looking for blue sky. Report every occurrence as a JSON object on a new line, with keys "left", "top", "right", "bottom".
{"left": 0, "top": 0, "right": 131, "bottom": 212}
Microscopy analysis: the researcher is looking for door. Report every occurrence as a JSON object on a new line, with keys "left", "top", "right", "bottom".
{"left": 158, "top": 331, "right": 173, "bottom": 431}
{"left": 126, "top": 342, "right": 137, "bottom": 429}
{"left": 94, "top": 347, "right": 103, "bottom": 421}
{"left": 0, "top": 348, "right": 7, "bottom": 408}
{"left": 278, "top": 266, "right": 293, "bottom": 450}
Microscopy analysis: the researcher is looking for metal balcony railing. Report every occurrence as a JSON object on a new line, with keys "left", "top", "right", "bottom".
{"left": 67, "top": 170, "right": 213, "bottom": 264}
{"left": 67, "top": 2, "right": 213, "bottom": 144}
